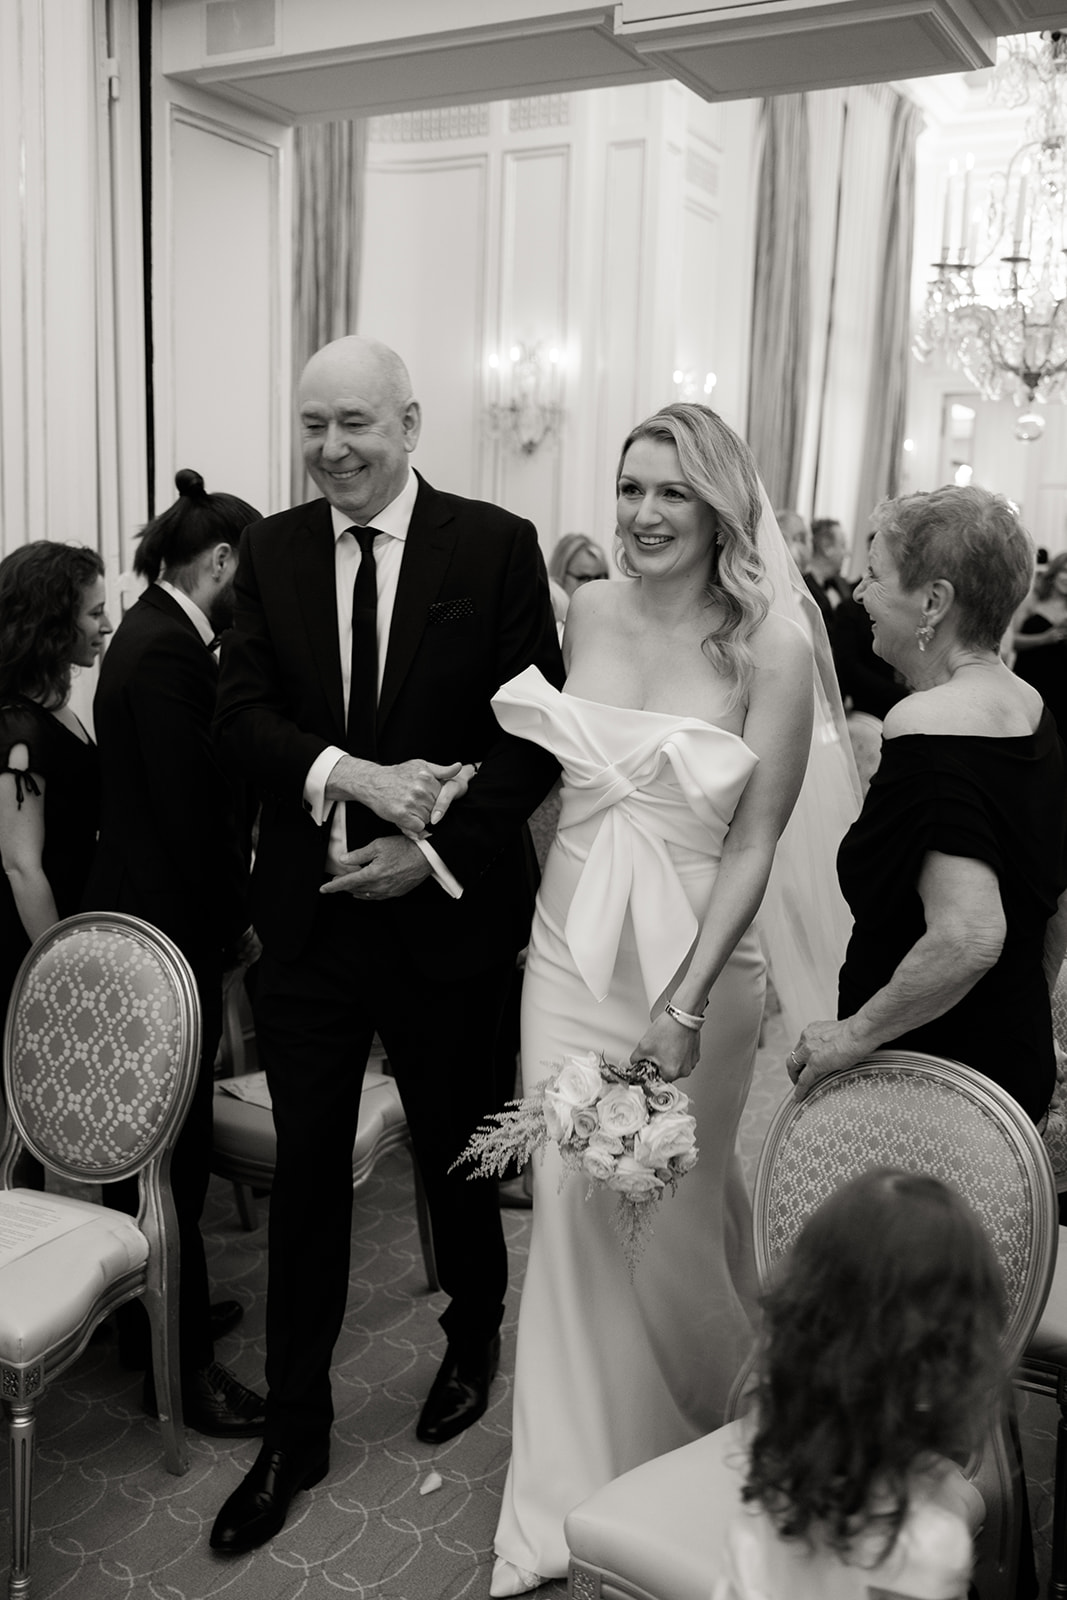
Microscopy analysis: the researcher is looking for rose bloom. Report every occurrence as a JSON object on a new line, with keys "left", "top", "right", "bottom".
{"left": 543, "top": 1053, "right": 605, "bottom": 1139}
{"left": 571, "top": 1106, "right": 599, "bottom": 1140}
{"left": 633, "top": 1110, "right": 698, "bottom": 1170}
{"left": 670, "top": 1147, "right": 699, "bottom": 1176}
{"left": 582, "top": 1143, "right": 618, "bottom": 1183}
{"left": 608, "top": 1153, "right": 664, "bottom": 1200}
{"left": 596, "top": 1084, "right": 649, "bottom": 1139}
{"left": 646, "top": 1081, "right": 689, "bottom": 1115}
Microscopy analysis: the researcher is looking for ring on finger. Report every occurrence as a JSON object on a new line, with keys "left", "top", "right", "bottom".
{"left": 788, "top": 1049, "right": 801, "bottom": 1068}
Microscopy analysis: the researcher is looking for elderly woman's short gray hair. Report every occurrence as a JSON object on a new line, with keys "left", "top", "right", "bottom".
{"left": 870, "top": 486, "right": 1035, "bottom": 651}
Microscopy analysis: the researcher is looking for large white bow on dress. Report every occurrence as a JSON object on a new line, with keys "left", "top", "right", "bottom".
{"left": 494, "top": 667, "right": 758, "bottom": 1006}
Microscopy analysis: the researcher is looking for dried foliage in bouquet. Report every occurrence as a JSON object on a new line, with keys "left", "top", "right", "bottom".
{"left": 454, "top": 1051, "right": 698, "bottom": 1274}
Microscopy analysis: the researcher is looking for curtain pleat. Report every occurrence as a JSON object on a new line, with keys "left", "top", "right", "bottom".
{"left": 290, "top": 120, "right": 369, "bottom": 503}
{"left": 747, "top": 95, "right": 810, "bottom": 509}
{"left": 852, "top": 92, "right": 924, "bottom": 541}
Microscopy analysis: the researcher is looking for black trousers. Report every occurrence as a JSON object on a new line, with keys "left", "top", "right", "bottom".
{"left": 254, "top": 893, "right": 514, "bottom": 1449}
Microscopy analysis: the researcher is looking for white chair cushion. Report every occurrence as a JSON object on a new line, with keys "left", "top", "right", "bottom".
{"left": 213, "top": 1070, "right": 408, "bottom": 1186}
{"left": 565, "top": 1418, "right": 750, "bottom": 1600}
{"left": 0, "top": 1190, "right": 147, "bottom": 1365}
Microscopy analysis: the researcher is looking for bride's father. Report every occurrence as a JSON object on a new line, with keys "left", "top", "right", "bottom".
{"left": 211, "top": 336, "right": 563, "bottom": 1554}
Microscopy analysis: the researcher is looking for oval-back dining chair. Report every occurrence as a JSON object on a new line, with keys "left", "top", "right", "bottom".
{"left": 0, "top": 913, "right": 200, "bottom": 1600}
{"left": 565, "top": 1052, "right": 1058, "bottom": 1600}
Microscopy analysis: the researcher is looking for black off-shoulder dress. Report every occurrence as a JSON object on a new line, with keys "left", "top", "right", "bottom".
{"left": 837, "top": 709, "right": 1067, "bottom": 1123}
{"left": 0, "top": 697, "right": 100, "bottom": 1005}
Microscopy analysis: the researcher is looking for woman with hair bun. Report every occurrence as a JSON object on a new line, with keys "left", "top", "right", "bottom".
{"left": 87, "top": 468, "right": 267, "bottom": 1438}
{"left": 712, "top": 1168, "right": 1004, "bottom": 1600}
{"left": 0, "top": 540, "right": 111, "bottom": 1004}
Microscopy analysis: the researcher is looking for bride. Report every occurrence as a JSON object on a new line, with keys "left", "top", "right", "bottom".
{"left": 488, "top": 403, "right": 858, "bottom": 1594}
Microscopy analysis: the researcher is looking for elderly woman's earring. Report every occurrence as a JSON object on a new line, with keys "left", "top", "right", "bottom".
{"left": 916, "top": 619, "right": 936, "bottom": 653}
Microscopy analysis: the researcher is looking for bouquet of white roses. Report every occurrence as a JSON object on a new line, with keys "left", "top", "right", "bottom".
{"left": 454, "top": 1051, "right": 698, "bottom": 1274}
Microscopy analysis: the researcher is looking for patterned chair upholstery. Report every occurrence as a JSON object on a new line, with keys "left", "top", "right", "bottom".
{"left": 0, "top": 914, "right": 200, "bottom": 1600}
{"left": 565, "top": 1052, "right": 1058, "bottom": 1600}
{"left": 1041, "top": 958, "right": 1067, "bottom": 1193}
{"left": 211, "top": 980, "right": 437, "bottom": 1290}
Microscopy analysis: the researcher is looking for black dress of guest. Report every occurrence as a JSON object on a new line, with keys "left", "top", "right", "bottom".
{"left": 837, "top": 709, "right": 1067, "bottom": 1123}
{"left": 1013, "top": 614, "right": 1067, "bottom": 742}
{"left": 0, "top": 697, "right": 100, "bottom": 1004}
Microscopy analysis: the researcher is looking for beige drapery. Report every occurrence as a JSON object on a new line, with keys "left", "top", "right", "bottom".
{"left": 747, "top": 95, "right": 810, "bottom": 510}
{"left": 852, "top": 89, "right": 924, "bottom": 541}
{"left": 290, "top": 121, "right": 368, "bottom": 502}
{"left": 748, "top": 85, "right": 922, "bottom": 552}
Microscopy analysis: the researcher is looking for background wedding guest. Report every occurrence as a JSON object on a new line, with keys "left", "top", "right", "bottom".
{"left": 210, "top": 335, "right": 563, "bottom": 1557}
{"left": 1012, "top": 550, "right": 1067, "bottom": 743}
{"left": 774, "top": 509, "right": 812, "bottom": 573}
{"left": 804, "top": 517, "right": 852, "bottom": 623}
{"left": 711, "top": 1169, "right": 1001, "bottom": 1600}
{"left": 85, "top": 469, "right": 265, "bottom": 1438}
{"left": 0, "top": 542, "right": 110, "bottom": 1007}
{"left": 548, "top": 531, "right": 609, "bottom": 598}
{"left": 789, "top": 486, "right": 1067, "bottom": 1125}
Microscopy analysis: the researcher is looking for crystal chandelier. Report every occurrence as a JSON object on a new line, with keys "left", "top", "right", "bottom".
{"left": 913, "top": 31, "right": 1067, "bottom": 442}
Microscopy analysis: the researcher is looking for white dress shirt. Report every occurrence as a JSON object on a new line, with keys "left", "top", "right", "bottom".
{"left": 302, "top": 468, "right": 462, "bottom": 896}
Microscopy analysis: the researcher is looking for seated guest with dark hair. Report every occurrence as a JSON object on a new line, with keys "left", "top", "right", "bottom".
{"left": 710, "top": 1169, "right": 1003, "bottom": 1600}
{"left": 0, "top": 542, "right": 111, "bottom": 1006}
{"left": 788, "top": 485, "right": 1067, "bottom": 1125}
{"left": 85, "top": 468, "right": 265, "bottom": 1436}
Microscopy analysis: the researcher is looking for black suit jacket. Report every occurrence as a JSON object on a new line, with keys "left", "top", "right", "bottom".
{"left": 85, "top": 584, "right": 251, "bottom": 965}
{"left": 214, "top": 473, "right": 564, "bottom": 973}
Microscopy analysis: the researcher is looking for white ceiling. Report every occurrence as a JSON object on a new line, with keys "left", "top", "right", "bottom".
{"left": 163, "top": 0, "right": 1067, "bottom": 123}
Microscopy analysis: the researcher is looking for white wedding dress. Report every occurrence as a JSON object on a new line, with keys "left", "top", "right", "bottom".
{"left": 490, "top": 665, "right": 768, "bottom": 1583}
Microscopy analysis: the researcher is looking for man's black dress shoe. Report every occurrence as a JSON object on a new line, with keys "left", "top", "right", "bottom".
{"left": 210, "top": 1299, "right": 244, "bottom": 1341}
{"left": 143, "top": 1360, "right": 267, "bottom": 1437}
{"left": 210, "top": 1441, "right": 330, "bottom": 1554}
{"left": 416, "top": 1334, "right": 501, "bottom": 1444}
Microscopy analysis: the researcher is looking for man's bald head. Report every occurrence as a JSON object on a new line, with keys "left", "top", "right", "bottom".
{"left": 297, "top": 336, "right": 421, "bottom": 523}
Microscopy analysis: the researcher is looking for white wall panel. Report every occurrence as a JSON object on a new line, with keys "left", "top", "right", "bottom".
{"left": 168, "top": 110, "right": 279, "bottom": 511}
{"left": 497, "top": 146, "right": 569, "bottom": 536}
{"left": 593, "top": 139, "right": 646, "bottom": 548}
{"left": 360, "top": 156, "right": 488, "bottom": 497}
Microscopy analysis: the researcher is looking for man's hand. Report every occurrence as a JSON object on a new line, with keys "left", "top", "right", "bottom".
{"left": 320, "top": 836, "right": 432, "bottom": 900}
{"left": 327, "top": 756, "right": 462, "bottom": 834}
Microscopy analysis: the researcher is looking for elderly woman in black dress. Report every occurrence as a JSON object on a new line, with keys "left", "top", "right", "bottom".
{"left": 788, "top": 486, "right": 1067, "bottom": 1124}
{"left": 0, "top": 542, "right": 111, "bottom": 1005}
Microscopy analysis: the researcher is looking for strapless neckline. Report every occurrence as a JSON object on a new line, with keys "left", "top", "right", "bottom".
{"left": 557, "top": 680, "right": 749, "bottom": 750}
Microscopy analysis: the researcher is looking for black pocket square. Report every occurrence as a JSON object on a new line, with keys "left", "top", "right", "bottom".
{"left": 428, "top": 597, "right": 475, "bottom": 625}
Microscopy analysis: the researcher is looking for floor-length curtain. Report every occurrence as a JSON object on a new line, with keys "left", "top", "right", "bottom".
{"left": 291, "top": 120, "right": 368, "bottom": 502}
{"left": 852, "top": 89, "right": 924, "bottom": 540}
{"left": 747, "top": 95, "right": 810, "bottom": 509}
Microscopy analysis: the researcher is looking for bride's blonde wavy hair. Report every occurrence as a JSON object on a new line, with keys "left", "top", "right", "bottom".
{"left": 615, "top": 403, "right": 769, "bottom": 705}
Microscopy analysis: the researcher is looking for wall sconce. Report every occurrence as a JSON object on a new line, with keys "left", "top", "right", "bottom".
{"left": 672, "top": 369, "right": 717, "bottom": 403}
{"left": 485, "top": 341, "right": 564, "bottom": 455}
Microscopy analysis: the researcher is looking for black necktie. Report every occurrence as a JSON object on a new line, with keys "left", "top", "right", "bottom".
{"left": 347, "top": 526, "right": 379, "bottom": 758}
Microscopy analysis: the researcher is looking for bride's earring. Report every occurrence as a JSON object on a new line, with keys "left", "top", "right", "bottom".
{"left": 916, "top": 618, "right": 936, "bottom": 653}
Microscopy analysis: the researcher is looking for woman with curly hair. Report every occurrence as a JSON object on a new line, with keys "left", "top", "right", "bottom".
{"left": 0, "top": 541, "right": 111, "bottom": 1003}
{"left": 488, "top": 403, "right": 859, "bottom": 1592}
{"left": 713, "top": 1168, "right": 1004, "bottom": 1599}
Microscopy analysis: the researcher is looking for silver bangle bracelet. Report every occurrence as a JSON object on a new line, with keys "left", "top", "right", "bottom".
{"left": 664, "top": 1002, "right": 704, "bottom": 1032}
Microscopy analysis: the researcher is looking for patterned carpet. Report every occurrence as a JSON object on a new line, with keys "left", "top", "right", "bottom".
{"left": 0, "top": 1010, "right": 1058, "bottom": 1599}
